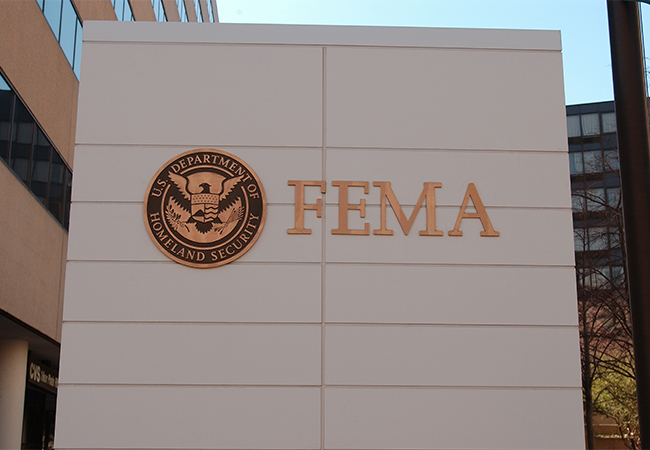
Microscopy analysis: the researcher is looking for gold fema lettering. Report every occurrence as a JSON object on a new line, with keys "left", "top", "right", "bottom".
{"left": 331, "top": 181, "right": 370, "bottom": 236}
{"left": 287, "top": 180, "right": 326, "bottom": 235}
{"left": 373, "top": 181, "right": 443, "bottom": 236}
{"left": 449, "top": 183, "right": 500, "bottom": 237}
{"left": 286, "top": 180, "right": 499, "bottom": 238}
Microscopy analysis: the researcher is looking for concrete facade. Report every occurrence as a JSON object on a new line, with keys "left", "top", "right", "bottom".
{"left": 56, "top": 22, "right": 585, "bottom": 449}
{"left": 0, "top": 2, "right": 77, "bottom": 345}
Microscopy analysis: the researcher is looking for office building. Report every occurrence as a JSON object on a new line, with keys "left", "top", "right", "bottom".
{"left": 2, "top": 2, "right": 623, "bottom": 447}
{"left": 567, "top": 101, "right": 638, "bottom": 447}
{"left": 567, "top": 101, "right": 623, "bottom": 283}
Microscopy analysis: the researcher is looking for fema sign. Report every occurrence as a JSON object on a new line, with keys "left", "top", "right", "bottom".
{"left": 57, "top": 22, "right": 584, "bottom": 450}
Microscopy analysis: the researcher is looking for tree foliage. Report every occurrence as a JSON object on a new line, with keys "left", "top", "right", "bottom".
{"left": 593, "top": 360, "right": 640, "bottom": 448}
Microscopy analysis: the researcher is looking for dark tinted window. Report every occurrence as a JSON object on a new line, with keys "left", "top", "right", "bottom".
{"left": 48, "top": 151, "right": 65, "bottom": 220}
{"left": 11, "top": 102, "right": 34, "bottom": 184}
{"left": 0, "top": 78, "right": 12, "bottom": 163}
{"left": 31, "top": 129, "right": 52, "bottom": 205}
{"left": 63, "top": 168, "right": 72, "bottom": 229}
{"left": 1, "top": 72, "right": 72, "bottom": 229}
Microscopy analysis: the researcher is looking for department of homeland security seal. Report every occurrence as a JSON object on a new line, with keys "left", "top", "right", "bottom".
{"left": 144, "top": 149, "right": 266, "bottom": 268}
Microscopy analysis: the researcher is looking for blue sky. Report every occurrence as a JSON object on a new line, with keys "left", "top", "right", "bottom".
{"left": 215, "top": 0, "right": 650, "bottom": 106}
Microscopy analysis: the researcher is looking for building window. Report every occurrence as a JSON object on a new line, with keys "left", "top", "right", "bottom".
{"left": 574, "top": 228, "right": 586, "bottom": 252}
{"left": 151, "top": 0, "right": 167, "bottom": 22}
{"left": 31, "top": 129, "right": 51, "bottom": 203}
{"left": 11, "top": 101, "right": 33, "bottom": 184}
{"left": 111, "top": 0, "right": 134, "bottom": 21}
{"left": 43, "top": 0, "right": 62, "bottom": 41}
{"left": 604, "top": 149, "right": 620, "bottom": 171}
{"left": 572, "top": 193, "right": 585, "bottom": 212}
{"left": 206, "top": 0, "right": 215, "bottom": 22}
{"left": 194, "top": 0, "right": 203, "bottom": 22}
{"left": 602, "top": 112, "right": 617, "bottom": 133}
{"left": 581, "top": 113, "right": 600, "bottom": 136}
{"left": 588, "top": 227, "right": 609, "bottom": 251}
{"left": 611, "top": 265, "right": 625, "bottom": 282}
{"left": 35, "top": 0, "right": 83, "bottom": 79}
{"left": 567, "top": 115, "right": 581, "bottom": 138}
{"left": 586, "top": 188, "right": 606, "bottom": 212}
{"left": 606, "top": 187, "right": 621, "bottom": 208}
{"left": 588, "top": 267, "right": 609, "bottom": 288}
{"left": 568, "top": 111, "right": 616, "bottom": 138}
{"left": 0, "top": 73, "right": 72, "bottom": 230}
{"left": 583, "top": 150, "right": 602, "bottom": 173}
{"left": 177, "top": 0, "right": 188, "bottom": 22}
{"left": 0, "top": 84, "right": 11, "bottom": 161}
{"left": 569, "top": 152, "right": 583, "bottom": 175}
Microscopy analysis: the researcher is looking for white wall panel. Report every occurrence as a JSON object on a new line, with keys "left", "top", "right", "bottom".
{"left": 238, "top": 204, "right": 322, "bottom": 262}
{"left": 59, "top": 22, "right": 582, "bottom": 450}
{"left": 325, "top": 205, "right": 575, "bottom": 265}
{"left": 67, "top": 203, "right": 322, "bottom": 262}
{"left": 72, "top": 145, "right": 323, "bottom": 203}
{"left": 67, "top": 202, "right": 164, "bottom": 261}
{"left": 84, "top": 22, "right": 561, "bottom": 51}
{"left": 325, "top": 325, "right": 581, "bottom": 387}
{"left": 64, "top": 261, "right": 321, "bottom": 322}
{"left": 324, "top": 387, "right": 585, "bottom": 449}
{"left": 60, "top": 322, "right": 321, "bottom": 385}
{"left": 55, "top": 385, "right": 321, "bottom": 449}
{"left": 325, "top": 148, "right": 572, "bottom": 208}
{"left": 326, "top": 47, "right": 566, "bottom": 151}
{"left": 325, "top": 264, "right": 578, "bottom": 325}
{"left": 76, "top": 43, "right": 323, "bottom": 147}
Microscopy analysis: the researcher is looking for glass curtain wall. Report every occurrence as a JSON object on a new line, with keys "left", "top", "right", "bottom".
{"left": 151, "top": 0, "right": 167, "bottom": 21}
{"left": 177, "top": 0, "right": 188, "bottom": 21}
{"left": 194, "top": 0, "right": 203, "bottom": 22}
{"left": 206, "top": 0, "right": 215, "bottom": 22}
{"left": 34, "top": 0, "right": 83, "bottom": 79}
{"left": 111, "top": 0, "right": 134, "bottom": 21}
{"left": 567, "top": 102, "right": 624, "bottom": 288}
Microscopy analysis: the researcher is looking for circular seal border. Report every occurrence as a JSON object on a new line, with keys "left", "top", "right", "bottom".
{"left": 143, "top": 148, "right": 266, "bottom": 268}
